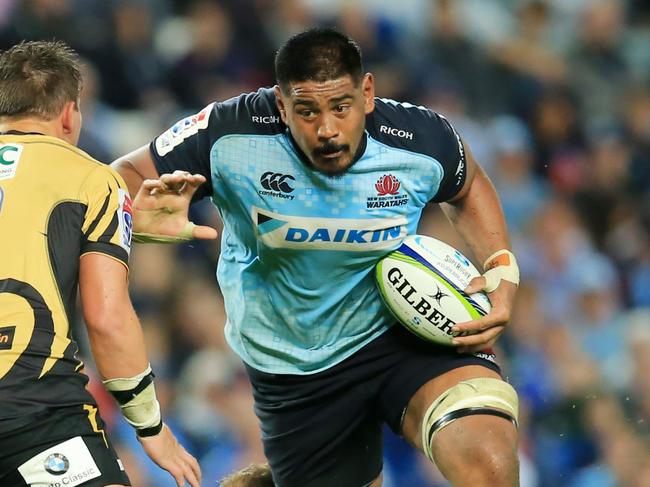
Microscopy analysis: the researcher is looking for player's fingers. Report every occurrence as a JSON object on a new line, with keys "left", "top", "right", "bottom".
{"left": 184, "top": 450, "right": 202, "bottom": 482}
{"left": 187, "top": 173, "right": 207, "bottom": 186}
{"left": 181, "top": 460, "right": 200, "bottom": 487}
{"left": 160, "top": 172, "right": 188, "bottom": 190}
{"left": 192, "top": 224, "right": 219, "bottom": 240}
{"left": 464, "top": 276, "right": 486, "bottom": 295}
{"left": 137, "top": 179, "right": 166, "bottom": 199}
{"left": 170, "top": 465, "right": 185, "bottom": 487}
{"left": 452, "top": 306, "right": 509, "bottom": 334}
{"left": 142, "top": 179, "right": 165, "bottom": 191}
{"left": 453, "top": 325, "right": 504, "bottom": 350}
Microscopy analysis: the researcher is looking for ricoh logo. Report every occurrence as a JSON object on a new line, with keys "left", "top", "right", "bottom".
{"left": 252, "top": 115, "right": 280, "bottom": 124}
{"left": 380, "top": 125, "right": 413, "bottom": 140}
{"left": 254, "top": 206, "right": 407, "bottom": 251}
{"left": 259, "top": 172, "right": 295, "bottom": 200}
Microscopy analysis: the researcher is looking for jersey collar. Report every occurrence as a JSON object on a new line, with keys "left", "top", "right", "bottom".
{"left": 0, "top": 130, "right": 45, "bottom": 136}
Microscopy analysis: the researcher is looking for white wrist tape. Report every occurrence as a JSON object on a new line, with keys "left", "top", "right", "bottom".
{"left": 103, "top": 365, "right": 162, "bottom": 431}
{"left": 481, "top": 249, "right": 520, "bottom": 292}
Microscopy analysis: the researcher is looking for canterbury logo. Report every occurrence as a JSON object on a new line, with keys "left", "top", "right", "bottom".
{"left": 260, "top": 172, "right": 295, "bottom": 193}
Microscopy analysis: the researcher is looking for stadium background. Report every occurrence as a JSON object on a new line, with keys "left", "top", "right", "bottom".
{"left": 2, "top": 0, "right": 649, "bottom": 485}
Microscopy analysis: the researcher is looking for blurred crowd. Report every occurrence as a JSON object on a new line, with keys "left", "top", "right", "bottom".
{"left": 2, "top": 0, "right": 649, "bottom": 485}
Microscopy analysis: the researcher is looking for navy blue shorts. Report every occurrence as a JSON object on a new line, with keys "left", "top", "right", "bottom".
{"left": 246, "top": 325, "right": 500, "bottom": 487}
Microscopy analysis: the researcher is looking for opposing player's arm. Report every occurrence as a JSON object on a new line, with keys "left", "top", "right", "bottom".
{"left": 111, "top": 104, "right": 218, "bottom": 242}
{"left": 112, "top": 145, "right": 217, "bottom": 242}
{"left": 112, "top": 144, "right": 159, "bottom": 198}
{"left": 439, "top": 141, "right": 519, "bottom": 352}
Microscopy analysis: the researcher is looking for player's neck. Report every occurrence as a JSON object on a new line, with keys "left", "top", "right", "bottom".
{"left": 0, "top": 117, "right": 61, "bottom": 139}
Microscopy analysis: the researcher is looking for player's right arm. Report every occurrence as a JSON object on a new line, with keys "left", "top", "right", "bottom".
{"left": 79, "top": 167, "right": 201, "bottom": 487}
{"left": 79, "top": 255, "right": 201, "bottom": 487}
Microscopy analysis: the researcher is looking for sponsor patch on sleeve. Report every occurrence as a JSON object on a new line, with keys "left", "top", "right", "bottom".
{"left": 117, "top": 188, "right": 133, "bottom": 254}
{"left": 154, "top": 103, "right": 214, "bottom": 156}
{"left": 18, "top": 436, "right": 101, "bottom": 487}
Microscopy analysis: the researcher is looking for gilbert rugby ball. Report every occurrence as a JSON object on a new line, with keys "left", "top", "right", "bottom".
{"left": 376, "top": 235, "right": 491, "bottom": 345}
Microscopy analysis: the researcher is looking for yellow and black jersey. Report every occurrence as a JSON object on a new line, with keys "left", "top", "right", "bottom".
{"left": 0, "top": 132, "right": 132, "bottom": 431}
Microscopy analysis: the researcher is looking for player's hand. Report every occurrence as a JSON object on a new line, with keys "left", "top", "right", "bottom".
{"left": 450, "top": 278, "right": 517, "bottom": 353}
{"left": 132, "top": 170, "right": 218, "bottom": 241}
{"left": 138, "top": 424, "right": 202, "bottom": 487}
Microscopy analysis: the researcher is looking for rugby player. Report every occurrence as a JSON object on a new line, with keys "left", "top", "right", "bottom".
{"left": 114, "top": 28, "right": 521, "bottom": 487}
{"left": 0, "top": 41, "right": 202, "bottom": 487}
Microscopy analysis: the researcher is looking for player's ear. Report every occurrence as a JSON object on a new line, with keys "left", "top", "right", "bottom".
{"left": 274, "top": 85, "right": 288, "bottom": 123}
{"left": 60, "top": 100, "right": 78, "bottom": 135}
{"left": 362, "top": 73, "right": 375, "bottom": 114}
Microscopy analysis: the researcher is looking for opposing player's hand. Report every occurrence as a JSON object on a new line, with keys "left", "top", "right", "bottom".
{"left": 138, "top": 424, "right": 202, "bottom": 487}
{"left": 132, "top": 170, "right": 218, "bottom": 241}
{"left": 450, "top": 278, "right": 517, "bottom": 353}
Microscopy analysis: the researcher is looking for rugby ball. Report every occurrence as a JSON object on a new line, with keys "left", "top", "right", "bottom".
{"left": 376, "top": 235, "right": 491, "bottom": 345}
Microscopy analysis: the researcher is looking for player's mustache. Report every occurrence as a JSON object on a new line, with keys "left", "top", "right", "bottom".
{"left": 314, "top": 143, "right": 349, "bottom": 156}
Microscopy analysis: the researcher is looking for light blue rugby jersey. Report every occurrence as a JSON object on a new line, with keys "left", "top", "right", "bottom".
{"left": 150, "top": 88, "right": 467, "bottom": 374}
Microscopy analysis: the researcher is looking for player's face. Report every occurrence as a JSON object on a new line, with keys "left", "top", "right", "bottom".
{"left": 276, "top": 74, "right": 375, "bottom": 176}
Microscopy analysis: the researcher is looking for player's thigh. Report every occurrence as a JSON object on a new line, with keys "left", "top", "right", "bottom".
{"left": 246, "top": 363, "right": 384, "bottom": 487}
{"left": 401, "top": 365, "right": 518, "bottom": 464}
{"left": 0, "top": 406, "right": 130, "bottom": 487}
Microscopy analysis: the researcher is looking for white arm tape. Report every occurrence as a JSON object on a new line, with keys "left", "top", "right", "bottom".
{"left": 102, "top": 365, "right": 162, "bottom": 430}
{"left": 481, "top": 249, "right": 520, "bottom": 293}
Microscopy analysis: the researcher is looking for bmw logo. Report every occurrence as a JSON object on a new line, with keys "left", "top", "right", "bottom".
{"left": 44, "top": 453, "right": 69, "bottom": 475}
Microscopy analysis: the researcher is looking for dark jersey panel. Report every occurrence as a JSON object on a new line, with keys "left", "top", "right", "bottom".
{"left": 366, "top": 98, "right": 467, "bottom": 202}
{"left": 47, "top": 201, "right": 86, "bottom": 324}
{"left": 150, "top": 87, "right": 284, "bottom": 201}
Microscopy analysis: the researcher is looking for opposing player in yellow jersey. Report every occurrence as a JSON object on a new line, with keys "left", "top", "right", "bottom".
{"left": 0, "top": 41, "right": 203, "bottom": 487}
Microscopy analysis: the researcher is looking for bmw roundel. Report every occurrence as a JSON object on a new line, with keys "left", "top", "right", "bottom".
{"left": 44, "top": 453, "right": 69, "bottom": 475}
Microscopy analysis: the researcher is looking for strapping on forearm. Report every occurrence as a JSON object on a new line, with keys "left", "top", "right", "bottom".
{"left": 103, "top": 365, "right": 163, "bottom": 437}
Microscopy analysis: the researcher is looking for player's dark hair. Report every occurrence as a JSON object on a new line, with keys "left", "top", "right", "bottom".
{"left": 275, "top": 28, "right": 363, "bottom": 92}
{"left": 0, "top": 40, "right": 81, "bottom": 120}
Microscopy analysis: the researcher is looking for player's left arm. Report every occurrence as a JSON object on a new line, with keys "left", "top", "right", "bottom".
{"left": 440, "top": 142, "right": 519, "bottom": 353}
{"left": 113, "top": 146, "right": 217, "bottom": 243}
